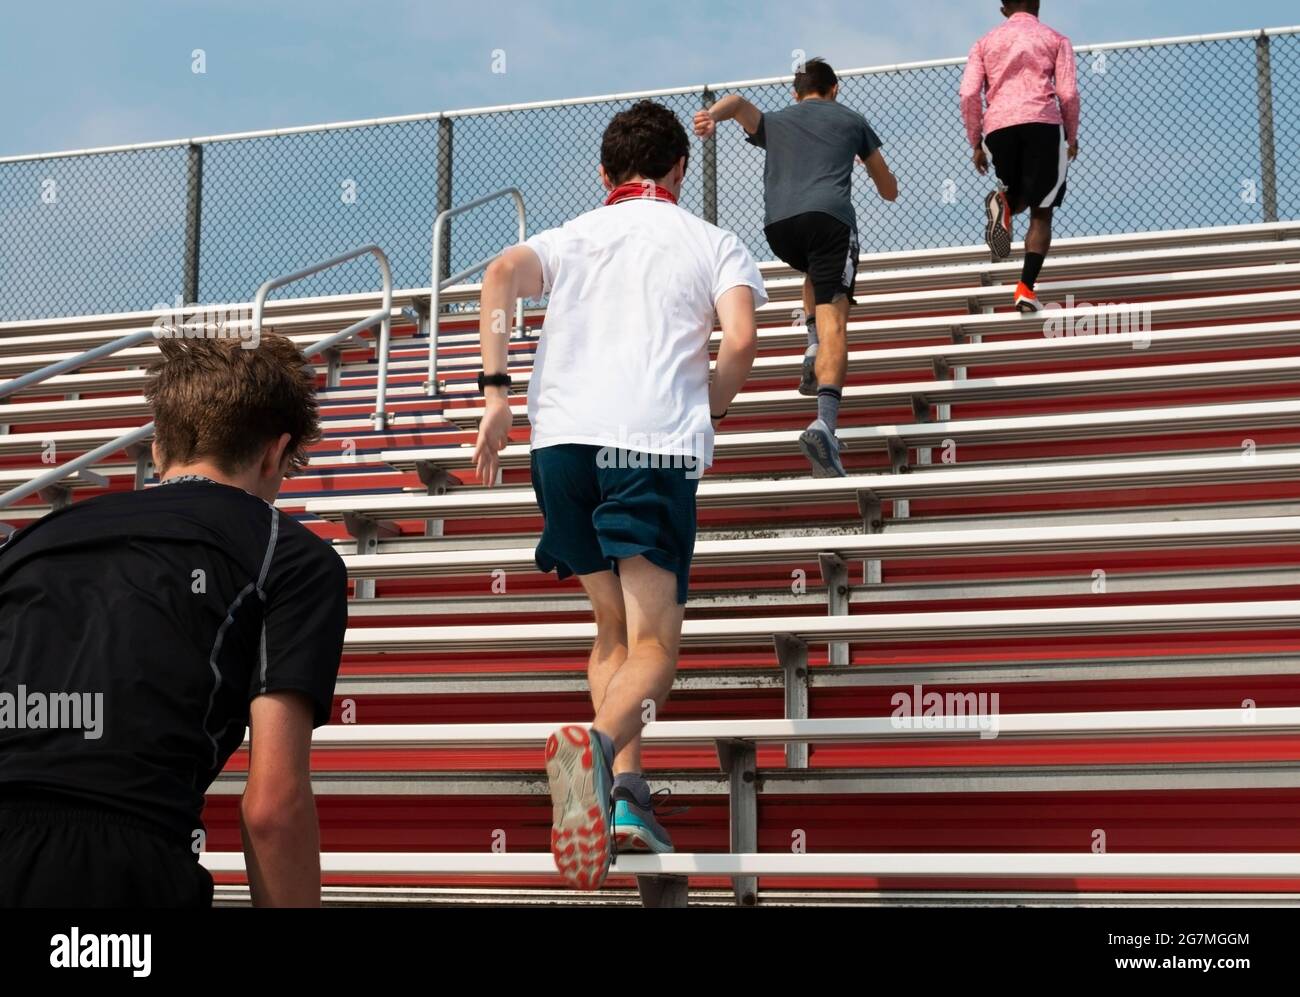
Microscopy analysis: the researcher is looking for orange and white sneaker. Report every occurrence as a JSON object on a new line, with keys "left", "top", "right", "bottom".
{"left": 545, "top": 724, "right": 615, "bottom": 891}
{"left": 984, "top": 189, "right": 1012, "bottom": 261}
{"left": 1014, "top": 282, "right": 1042, "bottom": 314}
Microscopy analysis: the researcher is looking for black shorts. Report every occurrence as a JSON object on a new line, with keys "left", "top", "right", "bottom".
{"left": 530, "top": 444, "right": 700, "bottom": 605}
{"left": 764, "top": 212, "right": 859, "bottom": 306}
{"left": 983, "top": 122, "right": 1070, "bottom": 211}
{"left": 0, "top": 796, "right": 213, "bottom": 908}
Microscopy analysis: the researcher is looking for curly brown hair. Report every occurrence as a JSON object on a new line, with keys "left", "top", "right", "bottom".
{"left": 144, "top": 333, "right": 321, "bottom": 475}
{"left": 600, "top": 100, "right": 690, "bottom": 186}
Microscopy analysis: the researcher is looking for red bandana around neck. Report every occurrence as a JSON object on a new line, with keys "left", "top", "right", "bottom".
{"left": 604, "top": 181, "right": 678, "bottom": 207}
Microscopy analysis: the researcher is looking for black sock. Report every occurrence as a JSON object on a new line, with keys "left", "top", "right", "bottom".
{"left": 1021, "top": 252, "right": 1046, "bottom": 290}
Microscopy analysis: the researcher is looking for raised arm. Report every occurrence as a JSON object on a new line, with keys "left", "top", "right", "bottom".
{"left": 473, "top": 244, "right": 545, "bottom": 486}
{"left": 694, "top": 95, "right": 762, "bottom": 139}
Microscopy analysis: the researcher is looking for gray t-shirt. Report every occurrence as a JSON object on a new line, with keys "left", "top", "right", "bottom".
{"left": 746, "top": 98, "right": 883, "bottom": 231}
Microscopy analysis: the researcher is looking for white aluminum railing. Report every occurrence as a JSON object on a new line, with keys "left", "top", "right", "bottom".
{"left": 251, "top": 244, "right": 394, "bottom": 429}
{"left": 426, "top": 187, "right": 526, "bottom": 395}
{"left": 0, "top": 245, "right": 394, "bottom": 514}
{"left": 0, "top": 328, "right": 158, "bottom": 401}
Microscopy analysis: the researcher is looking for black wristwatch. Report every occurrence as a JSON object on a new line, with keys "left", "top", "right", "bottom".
{"left": 478, "top": 372, "right": 513, "bottom": 392}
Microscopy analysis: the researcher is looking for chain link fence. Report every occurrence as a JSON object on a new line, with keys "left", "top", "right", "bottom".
{"left": 1, "top": 27, "right": 1297, "bottom": 322}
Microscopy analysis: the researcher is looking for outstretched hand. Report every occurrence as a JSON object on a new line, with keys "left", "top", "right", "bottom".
{"left": 693, "top": 110, "right": 717, "bottom": 139}
{"left": 473, "top": 399, "right": 513, "bottom": 487}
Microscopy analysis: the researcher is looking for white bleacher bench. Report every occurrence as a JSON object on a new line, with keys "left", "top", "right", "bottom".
{"left": 309, "top": 451, "right": 1300, "bottom": 531}
{"left": 339, "top": 516, "right": 1300, "bottom": 580}
{"left": 392, "top": 317, "right": 1300, "bottom": 397}
{"left": 4, "top": 219, "right": 1288, "bottom": 346}
{"left": 430, "top": 283, "right": 1300, "bottom": 359}
{"left": 364, "top": 259, "right": 1300, "bottom": 341}
{"left": 0, "top": 306, "right": 414, "bottom": 359}
{"left": 752, "top": 219, "right": 1300, "bottom": 278}
{"left": 378, "top": 399, "right": 1300, "bottom": 477}
{"left": 209, "top": 707, "right": 1300, "bottom": 905}
{"left": 0, "top": 427, "right": 144, "bottom": 459}
{"left": 0, "top": 391, "right": 462, "bottom": 428}
{"left": 342, "top": 601, "right": 1300, "bottom": 653}
{"left": 200, "top": 850, "right": 1300, "bottom": 881}
{"left": 337, "top": 603, "right": 1300, "bottom": 774}
{"left": 759, "top": 238, "right": 1300, "bottom": 299}
{"left": 304, "top": 709, "right": 1300, "bottom": 749}
{"left": 0, "top": 466, "right": 108, "bottom": 513}
{"left": 200, "top": 850, "right": 1300, "bottom": 907}
{"left": 755, "top": 261, "right": 1300, "bottom": 321}
{"left": 746, "top": 289, "right": 1300, "bottom": 354}
{"left": 438, "top": 354, "right": 1300, "bottom": 429}
{"left": 3, "top": 219, "right": 1293, "bottom": 343}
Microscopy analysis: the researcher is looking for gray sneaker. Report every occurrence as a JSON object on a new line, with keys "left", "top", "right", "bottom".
{"left": 798, "top": 347, "right": 818, "bottom": 396}
{"left": 799, "top": 419, "right": 847, "bottom": 478}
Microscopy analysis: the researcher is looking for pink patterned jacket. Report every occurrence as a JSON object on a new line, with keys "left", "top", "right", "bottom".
{"left": 959, "top": 12, "right": 1080, "bottom": 149}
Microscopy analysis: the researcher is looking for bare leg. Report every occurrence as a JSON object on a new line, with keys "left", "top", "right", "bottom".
{"left": 813, "top": 295, "right": 850, "bottom": 390}
{"left": 577, "top": 571, "right": 639, "bottom": 774}
{"left": 590, "top": 556, "right": 683, "bottom": 755}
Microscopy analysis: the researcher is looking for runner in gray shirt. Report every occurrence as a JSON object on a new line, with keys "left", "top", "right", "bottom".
{"left": 696, "top": 58, "right": 898, "bottom": 477}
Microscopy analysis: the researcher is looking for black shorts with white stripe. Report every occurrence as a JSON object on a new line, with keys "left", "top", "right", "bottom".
{"left": 983, "top": 122, "right": 1069, "bottom": 212}
{"left": 764, "top": 212, "right": 859, "bottom": 306}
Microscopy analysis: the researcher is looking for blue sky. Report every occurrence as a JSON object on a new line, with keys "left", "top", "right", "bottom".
{"left": 2, "top": 0, "right": 1297, "bottom": 156}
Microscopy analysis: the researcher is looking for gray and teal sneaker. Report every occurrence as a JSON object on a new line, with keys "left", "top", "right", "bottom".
{"left": 799, "top": 418, "right": 847, "bottom": 478}
{"left": 545, "top": 725, "right": 615, "bottom": 891}
{"left": 613, "top": 787, "right": 684, "bottom": 854}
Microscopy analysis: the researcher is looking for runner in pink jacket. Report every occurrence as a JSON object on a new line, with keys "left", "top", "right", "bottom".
{"left": 959, "top": 1, "right": 1080, "bottom": 313}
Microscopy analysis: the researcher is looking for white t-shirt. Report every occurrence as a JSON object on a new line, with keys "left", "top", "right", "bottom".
{"left": 522, "top": 199, "right": 768, "bottom": 468}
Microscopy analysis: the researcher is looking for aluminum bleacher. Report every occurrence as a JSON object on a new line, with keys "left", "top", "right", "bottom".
{"left": 2, "top": 221, "right": 1299, "bottom": 906}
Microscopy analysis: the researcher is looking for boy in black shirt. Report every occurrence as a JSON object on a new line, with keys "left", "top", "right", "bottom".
{"left": 0, "top": 334, "right": 348, "bottom": 907}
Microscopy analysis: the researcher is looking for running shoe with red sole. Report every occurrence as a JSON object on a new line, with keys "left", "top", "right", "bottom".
{"left": 1014, "top": 281, "right": 1043, "bottom": 313}
{"left": 545, "top": 724, "right": 614, "bottom": 891}
{"left": 984, "top": 189, "right": 1012, "bottom": 261}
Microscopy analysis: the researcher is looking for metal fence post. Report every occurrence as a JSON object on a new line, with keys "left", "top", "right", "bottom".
{"left": 1255, "top": 31, "right": 1279, "bottom": 224}
{"left": 701, "top": 88, "right": 718, "bottom": 225}
{"left": 183, "top": 142, "right": 204, "bottom": 305}
{"left": 436, "top": 118, "right": 454, "bottom": 283}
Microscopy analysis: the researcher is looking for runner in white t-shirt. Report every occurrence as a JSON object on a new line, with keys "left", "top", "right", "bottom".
{"left": 472, "top": 100, "right": 767, "bottom": 891}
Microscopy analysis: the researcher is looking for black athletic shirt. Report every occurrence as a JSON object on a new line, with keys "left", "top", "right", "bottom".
{"left": 0, "top": 479, "right": 348, "bottom": 843}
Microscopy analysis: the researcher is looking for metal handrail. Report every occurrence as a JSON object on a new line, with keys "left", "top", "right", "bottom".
{"left": 0, "top": 246, "right": 394, "bottom": 513}
{"left": 253, "top": 244, "right": 394, "bottom": 429}
{"left": 427, "top": 187, "right": 526, "bottom": 395}
{"left": 0, "top": 328, "right": 157, "bottom": 400}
